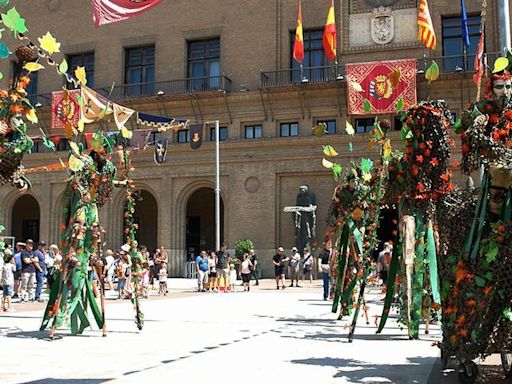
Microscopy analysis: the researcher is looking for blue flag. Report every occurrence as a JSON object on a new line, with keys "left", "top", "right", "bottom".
{"left": 461, "top": 0, "right": 470, "bottom": 48}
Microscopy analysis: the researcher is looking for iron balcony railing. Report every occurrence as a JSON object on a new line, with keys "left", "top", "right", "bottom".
{"left": 417, "top": 52, "right": 500, "bottom": 74}
{"left": 260, "top": 65, "right": 345, "bottom": 88}
{"left": 98, "top": 75, "right": 232, "bottom": 100}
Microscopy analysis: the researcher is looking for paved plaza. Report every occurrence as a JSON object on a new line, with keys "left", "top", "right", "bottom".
{"left": 0, "top": 280, "right": 506, "bottom": 384}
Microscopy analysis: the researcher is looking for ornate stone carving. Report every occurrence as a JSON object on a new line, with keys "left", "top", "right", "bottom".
{"left": 371, "top": 6, "right": 394, "bottom": 45}
{"left": 365, "top": 0, "right": 399, "bottom": 6}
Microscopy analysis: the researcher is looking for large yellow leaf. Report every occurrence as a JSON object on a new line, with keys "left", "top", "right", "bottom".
{"left": 26, "top": 109, "right": 38, "bottom": 124}
{"left": 23, "top": 62, "right": 44, "bottom": 72}
{"left": 383, "top": 139, "right": 392, "bottom": 159}
{"left": 69, "top": 141, "right": 80, "bottom": 156}
{"left": 322, "top": 158, "right": 334, "bottom": 169}
{"left": 38, "top": 32, "right": 61, "bottom": 55}
{"left": 345, "top": 121, "right": 355, "bottom": 136}
{"left": 323, "top": 145, "right": 338, "bottom": 157}
{"left": 121, "top": 126, "right": 133, "bottom": 139}
{"left": 68, "top": 154, "right": 84, "bottom": 172}
{"left": 75, "top": 66, "right": 87, "bottom": 85}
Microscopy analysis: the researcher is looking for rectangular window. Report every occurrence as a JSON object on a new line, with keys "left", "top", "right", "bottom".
{"left": 148, "top": 131, "right": 164, "bottom": 145}
{"left": 56, "top": 139, "right": 70, "bottom": 152}
{"left": 394, "top": 116, "right": 403, "bottom": 131}
{"left": 68, "top": 52, "right": 94, "bottom": 88}
{"left": 177, "top": 129, "right": 189, "bottom": 143}
{"left": 187, "top": 38, "right": 221, "bottom": 91}
{"left": 13, "top": 62, "right": 37, "bottom": 104}
{"left": 210, "top": 126, "right": 228, "bottom": 141}
{"left": 442, "top": 16, "right": 482, "bottom": 71}
{"left": 31, "top": 139, "right": 52, "bottom": 153}
{"left": 317, "top": 119, "right": 336, "bottom": 135}
{"left": 291, "top": 30, "right": 331, "bottom": 82}
{"left": 244, "top": 124, "right": 262, "bottom": 139}
{"left": 355, "top": 118, "right": 374, "bottom": 133}
{"left": 125, "top": 45, "right": 155, "bottom": 96}
{"left": 280, "top": 122, "right": 299, "bottom": 137}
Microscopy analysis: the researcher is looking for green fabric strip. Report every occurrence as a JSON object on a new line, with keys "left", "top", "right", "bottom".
{"left": 377, "top": 239, "right": 401, "bottom": 333}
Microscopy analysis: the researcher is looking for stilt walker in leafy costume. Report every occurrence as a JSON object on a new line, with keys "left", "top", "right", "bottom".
{"left": 40, "top": 147, "right": 115, "bottom": 337}
{"left": 377, "top": 100, "right": 454, "bottom": 340}
{"left": 323, "top": 119, "right": 392, "bottom": 341}
{"left": 436, "top": 55, "right": 512, "bottom": 379}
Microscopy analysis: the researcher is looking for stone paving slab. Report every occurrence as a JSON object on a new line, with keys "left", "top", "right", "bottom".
{"left": 0, "top": 280, "right": 506, "bottom": 384}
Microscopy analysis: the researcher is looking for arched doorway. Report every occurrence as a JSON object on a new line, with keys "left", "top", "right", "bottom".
{"left": 11, "top": 194, "right": 40, "bottom": 242}
{"left": 126, "top": 189, "right": 158, "bottom": 253}
{"left": 186, "top": 187, "right": 224, "bottom": 259}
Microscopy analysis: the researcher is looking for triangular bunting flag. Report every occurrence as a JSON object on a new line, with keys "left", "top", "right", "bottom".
{"left": 113, "top": 103, "right": 135, "bottom": 130}
{"left": 80, "top": 86, "right": 113, "bottom": 124}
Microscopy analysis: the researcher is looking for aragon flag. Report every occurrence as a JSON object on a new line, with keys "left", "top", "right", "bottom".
{"left": 323, "top": 0, "right": 336, "bottom": 61}
{"left": 292, "top": 0, "right": 304, "bottom": 64}
{"left": 189, "top": 123, "right": 204, "bottom": 150}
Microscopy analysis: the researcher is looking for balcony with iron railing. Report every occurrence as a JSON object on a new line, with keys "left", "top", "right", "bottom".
{"left": 260, "top": 53, "right": 502, "bottom": 88}
{"left": 98, "top": 74, "right": 232, "bottom": 100}
{"left": 260, "top": 65, "right": 345, "bottom": 88}
{"left": 416, "top": 52, "right": 500, "bottom": 74}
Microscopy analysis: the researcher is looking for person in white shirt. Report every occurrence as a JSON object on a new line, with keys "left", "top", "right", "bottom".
{"left": 302, "top": 248, "right": 314, "bottom": 286}
{"left": 288, "top": 247, "right": 301, "bottom": 287}
{"left": 104, "top": 249, "right": 115, "bottom": 290}
{"left": 2, "top": 252, "right": 16, "bottom": 312}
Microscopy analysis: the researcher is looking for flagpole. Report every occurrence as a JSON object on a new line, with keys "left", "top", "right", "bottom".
{"left": 215, "top": 120, "right": 221, "bottom": 251}
{"left": 498, "top": 0, "right": 511, "bottom": 51}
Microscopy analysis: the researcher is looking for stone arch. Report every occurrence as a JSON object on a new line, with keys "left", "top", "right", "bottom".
{"left": 2, "top": 189, "right": 40, "bottom": 240}
{"left": 10, "top": 193, "right": 41, "bottom": 242}
{"left": 174, "top": 180, "right": 229, "bottom": 255}
{"left": 111, "top": 182, "right": 160, "bottom": 251}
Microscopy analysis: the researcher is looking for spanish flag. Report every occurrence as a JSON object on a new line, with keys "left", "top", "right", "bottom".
{"left": 323, "top": 0, "right": 336, "bottom": 61}
{"left": 293, "top": 0, "right": 304, "bottom": 64}
{"left": 418, "top": 0, "right": 436, "bottom": 50}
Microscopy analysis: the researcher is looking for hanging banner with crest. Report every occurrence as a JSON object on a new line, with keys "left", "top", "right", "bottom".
{"left": 346, "top": 58, "right": 417, "bottom": 115}
{"left": 189, "top": 123, "right": 204, "bottom": 150}
{"left": 51, "top": 89, "right": 80, "bottom": 130}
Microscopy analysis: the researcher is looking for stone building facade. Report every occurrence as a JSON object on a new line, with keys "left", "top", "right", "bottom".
{"left": 0, "top": 0, "right": 508, "bottom": 276}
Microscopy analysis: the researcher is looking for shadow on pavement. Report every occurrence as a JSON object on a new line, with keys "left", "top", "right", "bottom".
{"left": 291, "top": 356, "right": 437, "bottom": 384}
{"left": 21, "top": 379, "right": 112, "bottom": 384}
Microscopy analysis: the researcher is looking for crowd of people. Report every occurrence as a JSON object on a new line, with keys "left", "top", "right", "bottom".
{"left": 0, "top": 237, "right": 393, "bottom": 311}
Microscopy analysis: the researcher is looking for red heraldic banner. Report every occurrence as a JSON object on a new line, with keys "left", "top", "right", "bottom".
{"left": 91, "top": 0, "right": 162, "bottom": 27}
{"left": 346, "top": 58, "right": 417, "bottom": 115}
{"left": 51, "top": 89, "right": 80, "bottom": 130}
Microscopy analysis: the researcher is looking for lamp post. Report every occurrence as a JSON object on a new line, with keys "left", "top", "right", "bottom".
{"left": 215, "top": 120, "right": 221, "bottom": 251}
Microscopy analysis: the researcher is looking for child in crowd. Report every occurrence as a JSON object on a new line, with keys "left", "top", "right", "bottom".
{"left": 2, "top": 252, "right": 16, "bottom": 312}
{"left": 158, "top": 262, "right": 168, "bottom": 296}
{"left": 228, "top": 264, "right": 237, "bottom": 293}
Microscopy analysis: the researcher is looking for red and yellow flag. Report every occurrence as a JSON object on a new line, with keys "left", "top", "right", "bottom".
{"left": 292, "top": 0, "right": 304, "bottom": 64}
{"left": 323, "top": 0, "right": 336, "bottom": 61}
{"left": 417, "top": 0, "right": 436, "bottom": 49}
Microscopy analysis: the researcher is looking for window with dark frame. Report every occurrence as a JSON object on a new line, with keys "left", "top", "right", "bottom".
{"left": 280, "top": 122, "right": 299, "bottom": 137}
{"left": 317, "top": 119, "right": 336, "bottom": 135}
{"left": 187, "top": 38, "right": 220, "bottom": 91}
{"left": 31, "top": 139, "right": 53, "bottom": 153}
{"left": 67, "top": 52, "right": 94, "bottom": 88}
{"left": 354, "top": 118, "right": 374, "bottom": 134}
{"left": 124, "top": 45, "right": 155, "bottom": 96}
{"left": 177, "top": 129, "right": 189, "bottom": 143}
{"left": 210, "top": 126, "right": 228, "bottom": 141}
{"left": 56, "top": 139, "right": 70, "bottom": 152}
{"left": 244, "top": 124, "right": 262, "bottom": 139}
{"left": 148, "top": 131, "right": 164, "bottom": 145}
{"left": 290, "top": 29, "right": 330, "bottom": 82}
{"left": 394, "top": 116, "right": 404, "bottom": 131}
{"left": 12, "top": 62, "right": 38, "bottom": 105}
{"left": 442, "top": 15, "right": 481, "bottom": 71}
